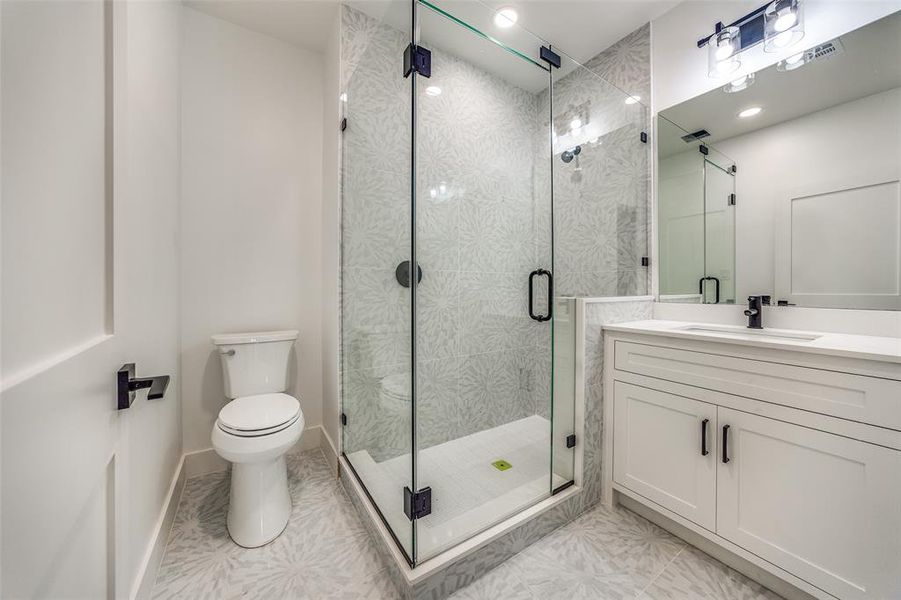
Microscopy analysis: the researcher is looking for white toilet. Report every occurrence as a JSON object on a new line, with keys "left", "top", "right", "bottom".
{"left": 210, "top": 330, "right": 303, "bottom": 548}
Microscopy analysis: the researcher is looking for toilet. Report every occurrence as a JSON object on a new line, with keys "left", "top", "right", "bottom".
{"left": 210, "top": 330, "right": 303, "bottom": 548}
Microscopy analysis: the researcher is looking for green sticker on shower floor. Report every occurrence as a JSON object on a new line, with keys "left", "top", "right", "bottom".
{"left": 492, "top": 460, "right": 512, "bottom": 471}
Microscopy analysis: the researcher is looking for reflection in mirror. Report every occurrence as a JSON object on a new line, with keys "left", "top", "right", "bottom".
{"left": 658, "top": 10, "right": 901, "bottom": 310}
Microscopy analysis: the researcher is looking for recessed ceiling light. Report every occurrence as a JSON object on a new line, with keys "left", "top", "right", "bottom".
{"left": 624, "top": 95, "right": 641, "bottom": 105}
{"left": 723, "top": 73, "right": 755, "bottom": 93}
{"left": 494, "top": 7, "right": 518, "bottom": 28}
{"left": 425, "top": 86, "right": 441, "bottom": 96}
{"left": 738, "top": 106, "right": 763, "bottom": 118}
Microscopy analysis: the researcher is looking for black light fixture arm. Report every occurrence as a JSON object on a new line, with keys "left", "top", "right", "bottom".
{"left": 696, "top": 1, "right": 772, "bottom": 49}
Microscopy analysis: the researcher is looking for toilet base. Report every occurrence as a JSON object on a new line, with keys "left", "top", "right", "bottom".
{"left": 227, "top": 455, "right": 292, "bottom": 548}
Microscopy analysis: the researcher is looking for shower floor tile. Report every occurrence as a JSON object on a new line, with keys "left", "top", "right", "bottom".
{"left": 346, "top": 415, "right": 567, "bottom": 559}
{"left": 151, "top": 447, "right": 782, "bottom": 600}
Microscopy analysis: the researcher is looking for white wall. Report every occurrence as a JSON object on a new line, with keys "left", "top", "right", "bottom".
{"left": 320, "top": 11, "right": 342, "bottom": 466}
{"left": 179, "top": 7, "right": 324, "bottom": 454}
{"left": 715, "top": 87, "right": 900, "bottom": 302}
{"left": 651, "top": 0, "right": 901, "bottom": 111}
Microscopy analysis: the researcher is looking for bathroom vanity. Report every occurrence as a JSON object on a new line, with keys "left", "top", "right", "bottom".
{"left": 602, "top": 321, "right": 901, "bottom": 600}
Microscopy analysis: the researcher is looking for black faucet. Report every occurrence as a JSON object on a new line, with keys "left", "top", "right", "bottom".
{"left": 744, "top": 296, "right": 764, "bottom": 329}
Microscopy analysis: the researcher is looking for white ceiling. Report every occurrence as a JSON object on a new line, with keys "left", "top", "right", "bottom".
{"left": 660, "top": 10, "right": 901, "bottom": 157}
{"left": 184, "top": 0, "right": 678, "bottom": 65}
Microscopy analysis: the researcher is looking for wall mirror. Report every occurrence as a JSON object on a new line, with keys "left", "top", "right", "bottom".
{"left": 657, "top": 10, "right": 900, "bottom": 310}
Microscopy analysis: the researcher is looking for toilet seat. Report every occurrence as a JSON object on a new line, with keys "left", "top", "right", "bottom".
{"left": 218, "top": 393, "right": 300, "bottom": 437}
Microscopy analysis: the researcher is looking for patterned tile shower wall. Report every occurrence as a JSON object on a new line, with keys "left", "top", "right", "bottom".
{"left": 341, "top": 6, "right": 549, "bottom": 462}
{"left": 547, "top": 25, "right": 651, "bottom": 298}
{"left": 340, "top": 6, "right": 651, "bottom": 465}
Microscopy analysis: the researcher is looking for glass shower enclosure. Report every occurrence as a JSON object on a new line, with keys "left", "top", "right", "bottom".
{"left": 341, "top": 0, "right": 649, "bottom": 565}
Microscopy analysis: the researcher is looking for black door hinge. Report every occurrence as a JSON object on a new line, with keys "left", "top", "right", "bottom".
{"left": 728, "top": 193, "right": 736, "bottom": 206}
{"left": 340, "top": 118, "right": 347, "bottom": 132}
{"left": 540, "top": 46, "right": 561, "bottom": 69}
{"left": 640, "top": 131, "right": 648, "bottom": 144}
{"left": 699, "top": 144, "right": 709, "bottom": 155}
{"left": 404, "top": 486, "right": 432, "bottom": 520}
{"left": 404, "top": 43, "right": 431, "bottom": 78}
{"left": 566, "top": 434, "right": 577, "bottom": 449}
{"left": 340, "top": 413, "right": 347, "bottom": 426}
{"left": 641, "top": 257, "right": 649, "bottom": 267}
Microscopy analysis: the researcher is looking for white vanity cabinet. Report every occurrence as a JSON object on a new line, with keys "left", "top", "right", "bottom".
{"left": 605, "top": 327, "right": 901, "bottom": 600}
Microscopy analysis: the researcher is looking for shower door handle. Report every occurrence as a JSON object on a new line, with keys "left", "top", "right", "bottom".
{"left": 528, "top": 269, "right": 553, "bottom": 322}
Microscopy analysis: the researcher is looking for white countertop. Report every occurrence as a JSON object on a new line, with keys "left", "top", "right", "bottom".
{"left": 603, "top": 320, "right": 901, "bottom": 364}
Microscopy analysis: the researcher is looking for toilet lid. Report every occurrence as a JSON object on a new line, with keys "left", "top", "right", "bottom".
{"left": 218, "top": 393, "right": 300, "bottom": 433}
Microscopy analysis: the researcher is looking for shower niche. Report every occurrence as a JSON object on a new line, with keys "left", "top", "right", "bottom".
{"left": 339, "top": 0, "right": 650, "bottom": 571}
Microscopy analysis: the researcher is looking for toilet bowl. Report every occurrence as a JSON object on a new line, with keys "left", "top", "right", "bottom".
{"left": 210, "top": 330, "right": 303, "bottom": 548}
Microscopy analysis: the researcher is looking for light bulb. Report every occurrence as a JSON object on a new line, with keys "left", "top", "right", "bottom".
{"left": 774, "top": 10, "right": 797, "bottom": 32}
{"left": 494, "top": 7, "right": 517, "bottom": 28}
{"left": 715, "top": 43, "right": 734, "bottom": 61}
{"left": 738, "top": 106, "right": 762, "bottom": 118}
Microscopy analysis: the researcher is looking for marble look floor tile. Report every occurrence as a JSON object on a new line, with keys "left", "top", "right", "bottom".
{"left": 639, "top": 545, "right": 784, "bottom": 600}
{"left": 151, "top": 449, "right": 399, "bottom": 600}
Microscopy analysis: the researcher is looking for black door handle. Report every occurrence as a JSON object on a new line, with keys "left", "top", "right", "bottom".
{"left": 528, "top": 269, "right": 553, "bottom": 322}
{"left": 722, "top": 425, "right": 731, "bottom": 463}
{"left": 701, "top": 418, "right": 709, "bottom": 456}
{"left": 117, "top": 363, "right": 170, "bottom": 410}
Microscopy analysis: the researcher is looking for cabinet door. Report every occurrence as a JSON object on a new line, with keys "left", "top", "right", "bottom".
{"left": 717, "top": 407, "right": 901, "bottom": 600}
{"left": 613, "top": 381, "right": 717, "bottom": 530}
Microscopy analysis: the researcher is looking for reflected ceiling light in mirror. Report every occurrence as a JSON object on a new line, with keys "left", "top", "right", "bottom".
{"left": 738, "top": 106, "right": 763, "bottom": 118}
{"left": 625, "top": 95, "right": 641, "bottom": 105}
{"left": 425, "top": 85, "right": 442, "bottom": 96}
{"left": 764, "top": 0, "right": 804, "bottom": 52}
{"left": 723, "top": 73, "right": 755, "bottom": 93}
{"left": 776, "top": 50, "right": 808, "bottom": 71}
{"left": 494, "top": 7, "right": 518, "bottom": 28}
{"left": 569, "top": 118, "right": 582, "bottom": 132}
{"left": 708, "top": 26, "right": 741, "bottom": 77}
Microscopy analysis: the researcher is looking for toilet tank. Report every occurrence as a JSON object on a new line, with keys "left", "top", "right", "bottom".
{"left": 211, "top": 330, "right": 298, "bottom": 399}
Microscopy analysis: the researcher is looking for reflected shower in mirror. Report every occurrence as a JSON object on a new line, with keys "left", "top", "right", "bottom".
{"left": 657, "top": 10, "right": 901, "bottom": 310}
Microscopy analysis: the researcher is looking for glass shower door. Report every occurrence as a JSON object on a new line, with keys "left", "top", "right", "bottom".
{"left": 703, "top": 155, "right": 736, "bottom": 304}
{"left": 412, "top": 0, "right": 557, "bottom": 562}
{"left": 340, "top": 0, "right": 415, "bottom": 562}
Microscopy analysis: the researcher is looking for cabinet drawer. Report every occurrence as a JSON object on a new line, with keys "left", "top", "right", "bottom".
{"left": 614, "top": 341, "right": 901, "bottom": 430}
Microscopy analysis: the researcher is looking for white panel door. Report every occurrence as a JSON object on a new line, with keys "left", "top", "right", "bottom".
{"left": 613, "top": 381, "right": 717, "bottom": 530}
{"left": 1, "top": 2, "right": 180, "bottom": 598}
{"left": 717, "top": 407, "right": 901, "bottom": 600}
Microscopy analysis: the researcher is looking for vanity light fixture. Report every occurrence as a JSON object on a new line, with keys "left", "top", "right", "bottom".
{"left": 699, "top": 0, "right": 805, "bottom": 78}
{"left": 738, "top": 106, "right": 763, "bottom": 118}
{"left": 723, "top": 73, "right": 755, "bottom": 93}
{"left": 425, "top": 85, "right": 442, "bottom": 96}
{"left": 764, "top": 0, "right": 804, "bottom": 52}
{"left": 625, "top": 95, "right": 641, "bottom": 105}
{"left": 494, "top": 7, "right": 518, "bottom": 28}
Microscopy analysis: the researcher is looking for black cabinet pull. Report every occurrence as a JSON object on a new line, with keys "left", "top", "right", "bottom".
{"left": 722, "top": 425, "right": 731, "bottom": 463}
{"left": 701, "top": 418, "right": 709, "bottom": 456}
{"left": 528, "top": 269, "right": 553, "bottom": 322}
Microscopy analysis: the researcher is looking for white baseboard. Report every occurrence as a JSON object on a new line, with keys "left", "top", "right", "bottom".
{"left": 131, "top": 455, "right": 186, "bottom": 600}
{"left": 320, "top": 427, "right": 339, "bottom": 475}
{"left": 183, "top": 425, "right": 324, "bottom": 478}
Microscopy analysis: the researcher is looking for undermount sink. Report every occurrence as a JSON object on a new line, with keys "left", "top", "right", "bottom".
{"left": 678, "top": 324, "right": 822, "bottom": 342}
